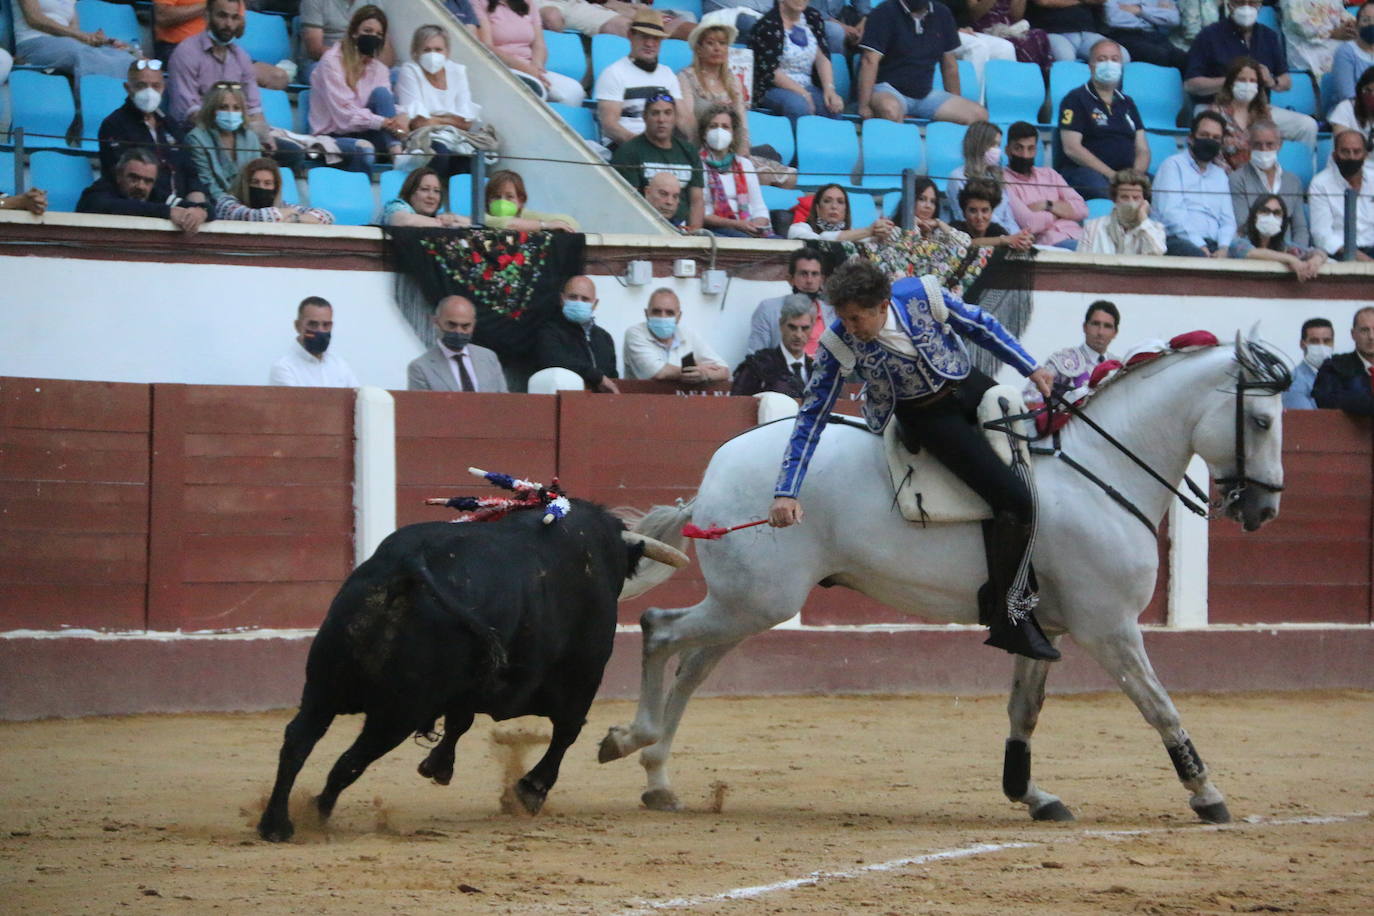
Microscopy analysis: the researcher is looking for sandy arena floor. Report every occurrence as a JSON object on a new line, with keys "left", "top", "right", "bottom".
{"left": 2, "top": 690, "right": 1372, "bottom": 914}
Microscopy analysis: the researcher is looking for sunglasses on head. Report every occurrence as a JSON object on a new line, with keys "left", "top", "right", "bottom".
{"left": 213, "top": 80, "right": 244, "bottom": 90}
{"left": 647, "top": 91, "right": 675, "bottom": 104}
{"left": 135, "top": 59, "right": 163, "bottom": 71}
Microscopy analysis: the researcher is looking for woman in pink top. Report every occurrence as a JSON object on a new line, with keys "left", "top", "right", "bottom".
{"left": 308, "top": 4, "right": 410, "bottom": 171}
{"left": 482, "top": 0, "right": 585, "bottom": 105}
{"left": 1001, "top": 120, "right": 1088, "bottom": 250}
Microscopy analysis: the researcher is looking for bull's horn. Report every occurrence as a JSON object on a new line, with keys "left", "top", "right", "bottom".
{"left": 622, "top": 531, "right": 690, "bottom": 568}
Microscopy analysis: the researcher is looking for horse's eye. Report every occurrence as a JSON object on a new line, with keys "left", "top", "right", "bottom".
{"left": 1253, "top": 415, "right": 1272, "bottom": 431}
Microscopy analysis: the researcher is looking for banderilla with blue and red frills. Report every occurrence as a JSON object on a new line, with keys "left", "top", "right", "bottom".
{"left": 425, "top": 467, "right": 571, "bottom": 525}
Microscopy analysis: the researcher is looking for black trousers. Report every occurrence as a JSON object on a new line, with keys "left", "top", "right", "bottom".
{"left": 892, "top": 369, "right": 1034, "bottom": 525}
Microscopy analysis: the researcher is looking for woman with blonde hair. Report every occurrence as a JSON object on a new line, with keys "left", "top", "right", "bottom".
{"left": 945, "top": 121, "right": 1020, "bottom": 234}
{"left": 678, "top": 23, "right": 746, "bottom": 144}
{"left": 396, "top": 23, "right": 484, "bottom": 178}
{"left": 483, "top": 169, "right": 578, "bottom": 231}
{"left": 308, "top": 5, "right": 409, "bottom": 171}
{"left": 186, "top": 81, "right": 273, "bottom": 199}
{"left": 1207, "top": 57, "right": 1272, "bottom": 171}
{"left": 214, "top": 157, "right": 334, "bottom": 224}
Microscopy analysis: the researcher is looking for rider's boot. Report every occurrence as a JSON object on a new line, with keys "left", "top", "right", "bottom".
{"left": 979, "top": 512, "right": 1060, "bottom": 661}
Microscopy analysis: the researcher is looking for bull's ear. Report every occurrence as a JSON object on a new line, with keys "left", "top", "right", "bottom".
{"left": 622, "top": 531, "right": 689, "bottom": 568}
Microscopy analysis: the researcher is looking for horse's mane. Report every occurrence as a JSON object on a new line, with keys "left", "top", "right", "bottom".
{"left": 1079, "top": 334, "right": 1291, "bottom": 412}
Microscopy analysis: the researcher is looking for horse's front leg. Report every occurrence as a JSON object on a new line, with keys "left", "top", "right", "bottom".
{"left": 1003, "top": 649, "right": 1074, "bottom": 821}
{"left": 1076, "top": 625, "right": 1230, "bottom": 823}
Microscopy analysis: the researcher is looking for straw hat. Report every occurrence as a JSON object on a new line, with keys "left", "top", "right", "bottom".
{"left": 687, "top": 20, "right": 739, "bottom": 51}
{"left": 629, "top": 8, "right": 671, "bottom": 39}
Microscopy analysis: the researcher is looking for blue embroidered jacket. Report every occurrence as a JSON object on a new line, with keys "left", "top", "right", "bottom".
{"left": 774, "top": 277, "right": 1039, "bottom": 499}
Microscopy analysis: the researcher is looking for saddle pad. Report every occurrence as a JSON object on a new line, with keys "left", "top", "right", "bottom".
{"left": 883, "top": 384, "right": 1032, "bottom": 523}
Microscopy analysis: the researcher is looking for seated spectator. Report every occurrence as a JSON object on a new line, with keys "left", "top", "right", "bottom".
{"left": 1184, "top": 0, "right": 1318, "bottom": 146}
{"left": 1152, "top": 110, "right": 1236, "bottom": 256}
{"left": 947, "top": 121, "right": 1021, "bottom": 233}
{"left": 972, "top": 0, "right": 1055, "bottom": 71}
{"left": 610, "top": 93, "right": 704, "bottom": 231}
{"left": 1281, "top": 0, "right": 1357, "bottom": 80}
{"left": 484, "top": 169, "right": 578, "bottom": 231}
{"left": 396, "top": 23, "right": 483, "bottom": 179}
{"left": 77, "top": 148, "right": 208, "bottom": 234}
{"left": 12, "top": 0, "right": 136, "bottom": 81}
{"left": 186, "top": 81, "right": 266, "bottom": 199}
{"left": 643, "top": 171, "right": 686, "bottom": 227}
{"left": 482, "top": 0, "right": 586, "bottom": 105}
{"left": 1330, "top": 4, "right": 1374, "bottom": 108}
{"left": 439, "top": 0, "right": 492, "bottom": 42}
{"left": 951, "top": 180, "right": 1035, "bottom": 249}
{"left": 594, "top": 10, "right": 689, "bottom": 146}
{"left": 747, "top": 246, "right": 832, "bottom": 352}
{"left": 1171, "top": 0, "right": 1221, "bottom": 52}
{"left": 214, "top": 156, "right": 335, "bottom": 223}
{"left": 748, "top": 0, "right": 844, "bottom": 123}
{"left": 532, "top": 275, "right": 619, "bottom": 392}
{"left": 269, "top": 296, "right": 360, "bottom": 387}
{"left": 788, "top": 182, "right": 896, "bottom": 241}
{"left": 1283, "top": 317, "right": 1335, "bottom": 409}
{"left": 1033, "top": 300, "right": 1122, "bottom": 396}
{"left": 299, "top": 0, "right": 403, "bottom": 78}
{"left": 543, "top": 0, "right": 694, "bottom": 39}
{"left": 857, "top": 0, "right": 988, "bottom": 125}
{"left": 1309, "top": 129, "right": 1374, "bottom": 259}
{"left": 1312, "top": 306, "right": 1374, "bottom": 414}
{"left": 381, "top": 167, "right": 471, "bottom": 228}
{"left": 908, "top": 175, "right": 970, "bottom": 248}
{"left": 1104, "top": 0, "right": 1187, "bottom": 70}
{"left": 1002, "top": 120, "right": 1087, "bottom": 249}
{"left": 168, "top": 0, "right": 278, "bottom": 141}
{"left": 623, "top": 288, "right": 729, "bottom": 383}
{"left": 1228, "top": 193, "right": 1329, "bottom": 279}
{"left": 1328, "top": 65, "right": 1374, "bottom": 146}
{"left": 697, "top": 105, "right": 774, "bottom": 239}
{"left": 808, "top": 0, "right": 867, "bottom": 56}
{"left": 1, "top": 187, "right": 48, "bottom": 215}
{"left": 157, "top": 0, "right": 290, "bottom": 87}
{"left": 407, "top": 295, "right": 508, "bottom": 392}
{"left": 308, "top": 5, "right": 409, "bottom": 172}
{"left": 1207, "top": 57, "right": 1272, "bottom": 171}
{"left": 1079, "top": 167, "right": 1167, "bottom": 254}
{"left": 679, "top": 21, "right": 746, "bottom": 145}
{"left": 1229, "top": 119, "right": 1311, "bottom": 247}
{"left": 731, "top": 294, "right": 817, "bottom": 398}
{"left": 943, "top": 0, "right": 1018, "bottom": 87}
{"left": 1057, "top": 38, "right": 1151, "bottom": 199}
{"left": 1028, "top": 0, "right": 1116, "bottom": 62}
{"left": 99, "top": 60, "right": 208, "bottom": 209}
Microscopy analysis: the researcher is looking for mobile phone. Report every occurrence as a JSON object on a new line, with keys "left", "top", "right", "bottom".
{"left": 680, "top": 353, "right": 696, "bottom": 369}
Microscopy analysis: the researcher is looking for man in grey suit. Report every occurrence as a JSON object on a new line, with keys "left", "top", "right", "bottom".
{"left": 1228, "top": 120, "right": 1311, "bottom": 249}
{"left": 406, "top": 295, "right": 509, "bottom": 393}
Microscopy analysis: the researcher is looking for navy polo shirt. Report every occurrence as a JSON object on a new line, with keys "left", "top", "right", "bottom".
{"left": 1184, "top": 20, "right": 1288, "bottom": 81}
{"left": 859, "top": 0, "right": 961, "bottom": 101}
{"left": 1055, "top": 83, "right": 1142, "bottom": 171}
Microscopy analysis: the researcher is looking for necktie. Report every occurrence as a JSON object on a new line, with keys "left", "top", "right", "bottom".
{"left": 454, "top": 353, "right": 475, "bottom": 392}
{"left": 791, "top": 360, "right": 805, "bottom": 384}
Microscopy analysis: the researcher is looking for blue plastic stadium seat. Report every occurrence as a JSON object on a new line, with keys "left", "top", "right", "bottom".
{"left": 448, "top": 174, "right": 473, "bottom": 217}
{"left": 279, "top": 166, "right": 300, "bottom": 206}
{"left": 848, "top": 191, "right": 877, "bottom": 228}
{"left": 8, "top": 70, "right": 77, "bottom": 150}
{"left": 1277, "top": 141, "right": 1314, "bottom": 187}
{"left": 653, "top": 0, "right": 703, "bottom": 18}
{"left": 0, "top": 152, "right": 15, "bottom": 192}
{"left": 591, "top": 34, "right": 630, "bottom": 83}
{"left": 1049, "top": 60, "right": 1090, "bottom": 115}
{"left": 932, "top": 59, "right": 979, "bottom": 102}
{"left": 1257, "top": 5, "right": 1279, "bottom": 30}
{"left": 796, "top": 114, "right": 858, "bottom": 186}
{"left": 1316, "top": 134, "right": 1332, "bottom": 170}
{"left": 1145, "top": 130, "right": 1179, "bottom": 175}
{"left": 831, "top": 53, "right": 851, "bottom": 104}
{"left": 544, "top": 30, "right": 587, "bottom": 84}
{"left": 1124, "top": 62, "right": 1184, "bottom": 130}
{"left": 1319, "top": 71, "right": 1337, "bottom": 116}
{"left": 1085, "top": 197, "right": 1114, "bottom": 220}
{"left": 294, "top": 88, "right": 311, "bottom": 134}
{"left": 551, "top": 101, "right": 597, "bottom": 140}
{"left": 1271, "top": 72, "right": 1318, "bottom": 116}
{"left": 29, "top": 150, "right": 95, "bottom": 211}
{"left": 241, "top": 10, "right": 292, "bottom": 64}
{"left": 860, "top": 118, "right": 922, "bottom": 189}
{"left": 78, "top": 74, "right": 128, "bottom": 150}
{"left": 660, "top": 38, "right": 691, "bottom": 73}
{"left": 984, "top": 60, "right": 1044, "bottom": 124}
{"left": 923, "top": 121, "right": 967, "bottom": 182}
{"left": 259, "top": 87, "right": 293, "bottom": 130}
{"left": 379, "top": 168, "right": 406, "bottom": 206}
{"left": 761, "top": 185, "right": 802, "bottom": 213}
{"left": 747, "top": 110, "right": 795, "bottom": 166}
{"left": 307, "top": 167, "right": 374, "bottom": 225}
{"left": 75, "top": 0, "right": 142, "bottom": 49}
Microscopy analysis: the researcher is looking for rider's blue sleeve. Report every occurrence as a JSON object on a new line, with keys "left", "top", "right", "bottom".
{"left": 943, "top": 290, "right": 1039, "bottom": 376}
{"left": 774, "top": 345, "right": 845, "bottom": 499}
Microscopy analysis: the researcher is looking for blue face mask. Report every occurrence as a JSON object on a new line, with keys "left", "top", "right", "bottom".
{"left": 1093, "top": 60, "right": 1122, "bottom": 86}
{"left": 562, "top": 300, "right": 594, "bottom": 324}
{"left": 215, "top": 110, "right": 244, "bottom": 132}
{"left": 647, "top": 316, "right": 677, "bottom": 339}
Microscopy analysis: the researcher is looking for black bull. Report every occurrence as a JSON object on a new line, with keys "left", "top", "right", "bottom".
{"left": 258, "top": 500, "right": 687, "bottom": 842}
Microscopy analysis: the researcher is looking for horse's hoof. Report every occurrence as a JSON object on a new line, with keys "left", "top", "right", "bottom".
{"left": 641, "top": 788, "right": 680, "bottom": 812}
{"left": 257, "top": 817, "right": 294, "bottom": 843}
{"left": 417, "top": 756, "right": 453, "bottom": 785}
{"left": 1030, "top": 800, "right": 1075, "bottom": 822}
{"left": 314, "top": 794, "right": 335, "bottom": 822}
{"left": 1193, "top": 801, "right": 1231, "bottom": 824}
{"left": 598, "top": 728, "right": 629, "bottom": 763}
{"left": 514, "top": 778, "right": 546, "bottom": 815}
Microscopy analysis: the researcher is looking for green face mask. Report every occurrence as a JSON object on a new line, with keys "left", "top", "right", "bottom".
{"left": 488, "top": 198, "right": 519, "bottom": 218}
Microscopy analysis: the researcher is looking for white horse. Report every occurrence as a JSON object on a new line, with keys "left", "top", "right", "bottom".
{"left": 607, "top": 332, "right": 1290, "bottom": 823}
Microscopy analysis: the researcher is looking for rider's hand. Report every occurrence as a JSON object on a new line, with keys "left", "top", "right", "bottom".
{"left": 769, "top": 497, "right": 803, "bottom": 528}
{"left": 1029, "top": 367, "right": 1055, "bottom": 399}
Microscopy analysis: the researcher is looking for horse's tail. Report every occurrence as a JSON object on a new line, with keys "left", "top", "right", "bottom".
{"left": 614, "top": 499, "right": 695, "bottom": 601}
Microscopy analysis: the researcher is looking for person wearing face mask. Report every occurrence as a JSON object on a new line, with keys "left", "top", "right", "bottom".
{"left": 1227, "top": 193, "right": 1328, "bottom": 280}
{"left": 309, "top": 5, "right": 409, "bottom": 172}
{"left": 696, "top": 104, "right": 774, "bottom": 238}
{"left": 185, "top": 81, "right": 265, "bottom": 199}
{"left": 999, "top": 120, "right": 1087, "bottom": 248}
{"left": 298, "top": 0, "right": 405, "bottom": 80}
{"left": 481, "top": 169, "right": 579, "bottom": 232}
{"left": 1328, "top": 65, "right": 1374, "bottom": 146}
{"left": 1308, "top": 128, "right": 1374, "bottom": 260}
{"left": 747, "top": 247, "right": 834, "bottom": 352}
{"left": 1056, "top": 39, "right": 1151, "bottom": 199}
{"left": 1281, "top": 0, "right": 1358, "bottom": 81}
{"left": 395, "top": 24, "right": 485, "bottom": 180}
{"left": 214, "top": 157, "right": 335, "bottom": 223}
{"left": 1228, "top": 120, "right": 1312, "bottom": 248}
{"left": 623, "top": 288, "right": 729, "bottom": 383}
{"left": 1330, "top": 4, "right": 1374, "bottom": 107}
{"left": 98, "top": 59, "right": 209, "bottom": 211}
{"left": 1152, "top": 110, "right": 1236, "bottom": 257}
{"left": 1103, "top": 0, "right": 1188, "bottom": 71}
{"left": 594, "top": 10, "right": 689, "bottom": 146}
{"left": 269, "top": 297, "right": 360, "bottom": 388}
{"left": 946, "top": 121, "right": 1022, "bottom": 234}
{"left": 1080, "top": 167, "right": 1165, "bottom": 253}
{"left": 611, "top": 93, "right": 705, "bottom": 230}
{"left": 532, "top": 276, "right": 620, "bottom": 393}
{"left": 1206, "top": 57, "right": 1273, "bottom": 171}
{"left": 408, "top": 295, "right": 509, "bottom": 392}
{"left": 1282, "top": 318, "right": 1336, "bottom": 409}
{"left": 1312, "top": 306, "right": 1374, "bottom": 415}
{"left": 167, "top": 0, "right": 278, "bottom": 151}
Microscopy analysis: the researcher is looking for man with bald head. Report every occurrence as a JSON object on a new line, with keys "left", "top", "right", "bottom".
{"left": 643, "top": 171, "right": 685, "bottom": 229}
{"left": 407, "top": 295, "right": 508, "bottom": 392}
{"left": 623, "top": 287, "right": 728, "bottom": 383}
{"left": 532, "top": 276, "right": 620, "bottom": 393}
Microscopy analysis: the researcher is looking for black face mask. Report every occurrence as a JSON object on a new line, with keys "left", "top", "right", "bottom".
{"left": 248, "top": 186, "right": 276, "bottom": 209}
{"left": 355, "top": 33, "right": 384, "bottom": 57}
{"left": 441, "top": 331, "right": 472, "bottom": 351}
{"left": 1335, "top": 156, "right": 1365, "bottom": 178}
{"left": 1190, "top": 136, "right": 1222, "bottom": 163}
{"left": 1007, "top": 153, "right": 1036, "bottom": 175}
{"left": 632, "top": 57, "right": 659, "bottom": 73}
{"left": 301, "top": 331, "right": 330, "bottom": 355}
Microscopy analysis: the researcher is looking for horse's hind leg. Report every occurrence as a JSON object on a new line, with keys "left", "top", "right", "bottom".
{"left": 417, "top": 709, "right": 475, "bottom": 786}
{"left": 258, "top": 690, "right": 336, "bottom": 842}
{"left": 315, "top": 712, "right": 415, "bottom": 823}
{"left": 1004, "top": 650, "right": 1074, "bottom": 822}
{"left": 1076, "top": 626, "right": 1230, "bottom": 823}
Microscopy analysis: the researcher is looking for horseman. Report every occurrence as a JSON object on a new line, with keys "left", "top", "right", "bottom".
{"left": 768, "top": 258, "right": 1060, "bottom": 660}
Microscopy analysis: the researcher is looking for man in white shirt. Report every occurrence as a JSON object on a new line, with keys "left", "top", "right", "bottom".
{"left": 1228, "top": 120, "right": 1311, "bottom": 249}
{"left": 593, "top": 9, "right": 690, "bottom": 145}
{"left": 269, "top": 296, "right": 360, "bottom": 387}
{"left": 1308, "top": 129, "right": 1374, "bottom": 261}
{"left": 622, "top": 288, "right": 730, "bottom": 383}
{"left": 1153, "top": 110, "right": 1235, "bottom": 257}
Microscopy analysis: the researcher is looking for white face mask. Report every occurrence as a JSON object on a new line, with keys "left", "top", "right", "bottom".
{"left": 419, "top": 51, "right": 446, "bottom": 75}
{"left": 1250, "top": 148, "right": 1278, "bottom": 170}
{"left": 983, "top": 145, "right": 1003, "bottom": 167}
{"left": 705, "top": 126, "right": 733, "bottom": 151}
{"left": 1231, "top": 5, "right": 1258, "bottom": 28}
{"left": 1232, "top": 80, "right": 1259, "bottom": 103}
{"left": 132, "top": 87, "right": 162, "bottom": 114}
{"left": 1254, "top": 212, "right": 1283, "bottom": 237}
{"left": 1302, "top": 343, "right": 1333, "bottom": 369}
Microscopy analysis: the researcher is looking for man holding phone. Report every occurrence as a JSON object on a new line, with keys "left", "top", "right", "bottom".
{"left": 622, "top": 287, "right": 730, "bottom": 384}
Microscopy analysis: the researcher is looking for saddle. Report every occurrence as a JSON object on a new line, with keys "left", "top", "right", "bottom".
{"left": 883, "top": 384, "right": 1031, "bottom": 524}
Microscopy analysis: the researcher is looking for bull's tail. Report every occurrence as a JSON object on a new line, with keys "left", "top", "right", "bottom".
{"left": 616, "top": 499, "right": 695, "bottom": 602}
{"left": 404, "top": 554, "right": 508, "bottom": 695}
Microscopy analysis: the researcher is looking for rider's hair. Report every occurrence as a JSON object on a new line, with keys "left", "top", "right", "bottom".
{"left": 1085, "top": 300, "right": 1119, "bottom": 327}
{"left": 824, "top": 258, "right": 889, "bottom": 311}
{"left": 1299, "top": 317, "right": 1332, "bottom": 339}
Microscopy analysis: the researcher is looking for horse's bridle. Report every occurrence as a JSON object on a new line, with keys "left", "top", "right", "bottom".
{"left": 1212, "top": 374, "right": 1286, "bottom": 511}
